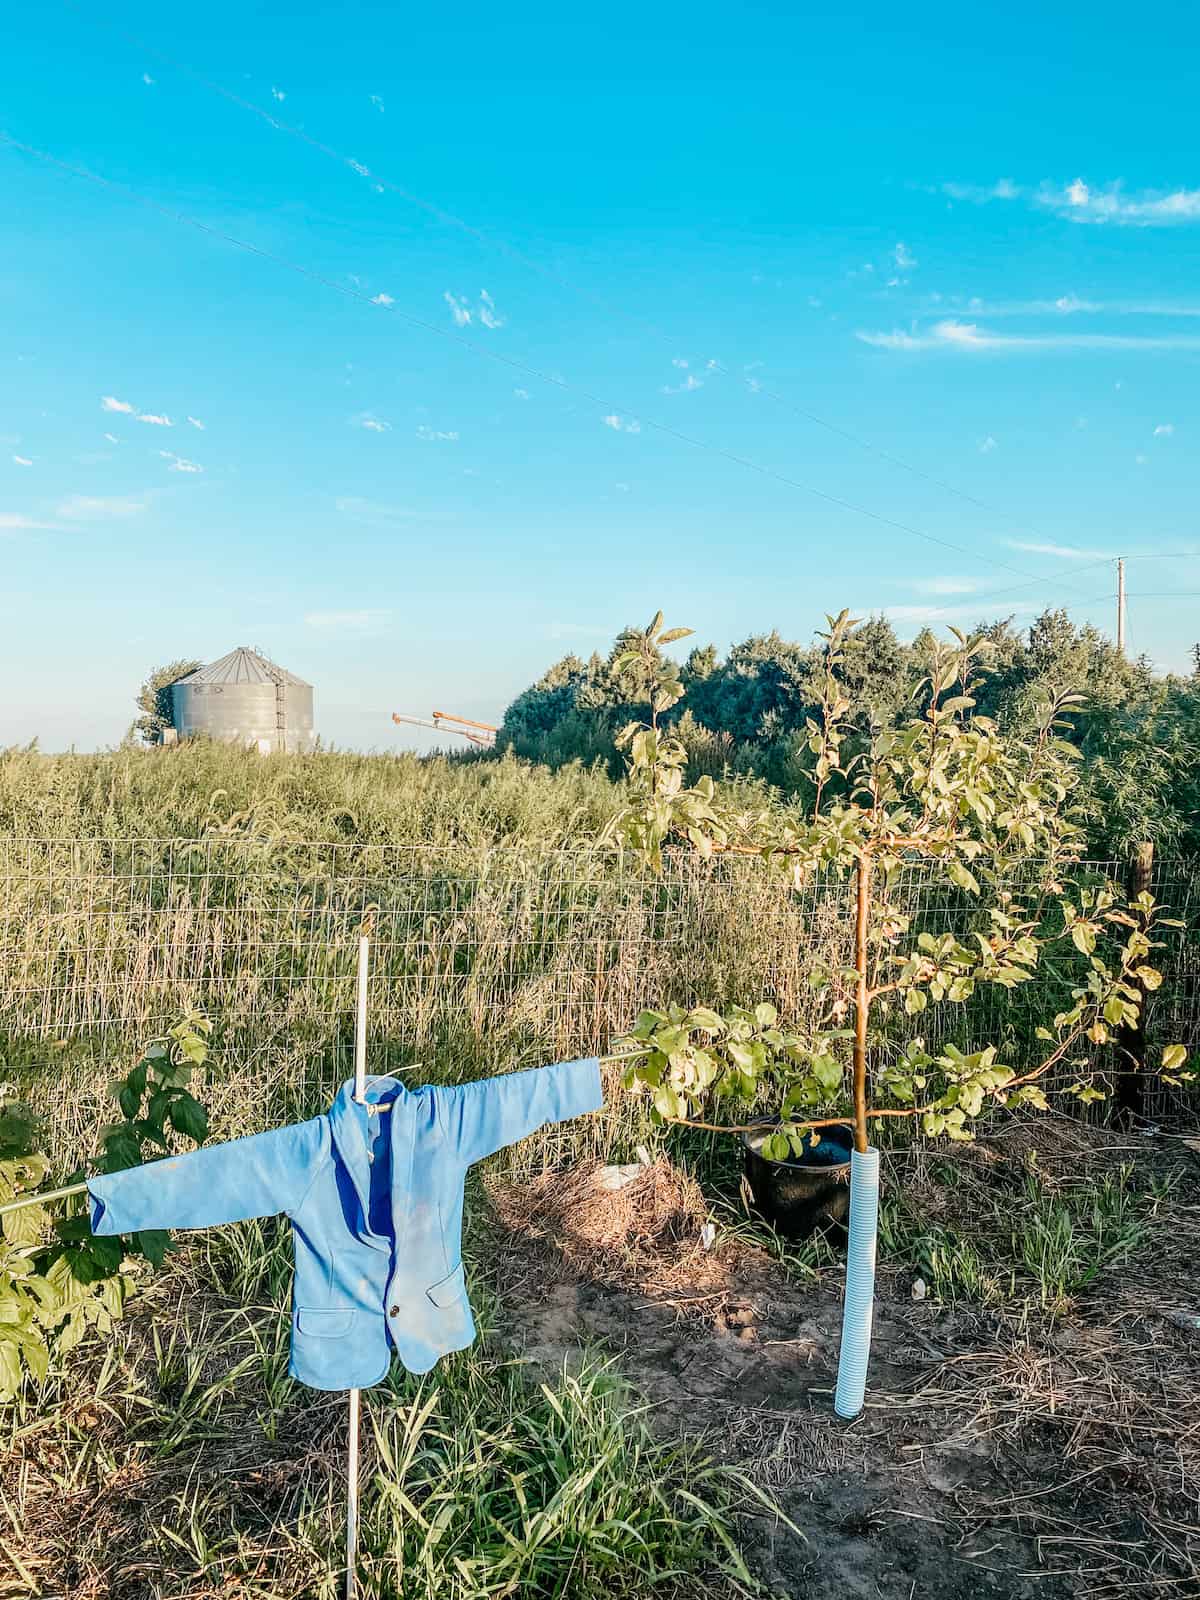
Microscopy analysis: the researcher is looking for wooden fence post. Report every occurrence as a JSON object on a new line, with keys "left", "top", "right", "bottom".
{"left": 1115, "top": 841, "right": 1155, "bottom": 1124}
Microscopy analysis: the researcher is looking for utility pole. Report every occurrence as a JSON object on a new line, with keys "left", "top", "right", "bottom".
{"left": 1116, "top": 557, "right": 1126, "bottom": 654}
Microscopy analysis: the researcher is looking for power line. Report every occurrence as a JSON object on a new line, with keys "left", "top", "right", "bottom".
{"left": 1073, "top": 591, "right": 1200, "bottom": 602}
{"left": 56, "top": 2, "right": 1111, "bottom": 586}
{"left": 3, "top": 130, "right": 1107, "bottom": 598}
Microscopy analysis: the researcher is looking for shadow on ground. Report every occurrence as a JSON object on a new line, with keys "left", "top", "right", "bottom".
{"left": 482, "top": 1123, "right": 1200, "bottom": 1600}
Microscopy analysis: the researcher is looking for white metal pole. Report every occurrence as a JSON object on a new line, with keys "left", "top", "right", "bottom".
{"left": 1117, "top": 556, "right": 1126, "bottom": 654}
{"left": 346, "top": 931, "right": 370, "bottom": 1600}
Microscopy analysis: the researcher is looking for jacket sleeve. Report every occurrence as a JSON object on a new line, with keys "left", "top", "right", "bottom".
{"left": 437, "top": 1058, "right": 604, "bottom": 1167}
{"left": 87, "top": 1117, "right": 328, "bottom": 1236}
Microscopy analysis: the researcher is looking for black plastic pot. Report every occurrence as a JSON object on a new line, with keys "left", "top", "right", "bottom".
{"left": 741, "top": 1120, "right": 854, "bottom": 1242}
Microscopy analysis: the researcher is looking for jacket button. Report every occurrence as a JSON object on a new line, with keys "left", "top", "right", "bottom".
{"left": 389, "top": 1304, "right": 400, "bottom": 1317}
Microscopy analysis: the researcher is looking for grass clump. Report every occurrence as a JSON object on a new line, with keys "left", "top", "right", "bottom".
{"left": 878, "top": 1147, "right": 1169, "bottom": 1311}
{"left": 361, "top": 1358, "right": 755, "bottom": 1599}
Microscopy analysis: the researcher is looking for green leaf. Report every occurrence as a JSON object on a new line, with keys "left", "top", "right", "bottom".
{"left": 753, "top": 1002, "right": 778, "bottom": 1027}
{"left": 1070, "top": 922, "right": 1096, "bottom": 955}
{"left": 685, "top": 1007, "right": 725, "bottom": 1034}
{"left": 633, "top": 1010, "right": 665, "bottom": 1038}
{"left": 135, "top": 1229, "right": 172, "bottom": 1268}
{"left": 168, "top": 1096, "right": 208, "bottom": 1145}
{"left": 651, "top": 1085, "right": 681, "bottom": 1120}
{"left": 947, "top": 861, "right": 980, "bottom": 897}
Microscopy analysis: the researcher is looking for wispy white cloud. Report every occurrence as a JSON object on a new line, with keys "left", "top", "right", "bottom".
{"left": 940, "top": 178, "right": 1021, "bottom": 203}
{"left": 104, "top": 432, "right": 120, "bottom": 444}
{"left": 304, "top": 608, "right": 391, "bottom": 632}
{"left": 187, "top": 415, "right": 206, "bottom": 430}
{"left": 940, "top": 176, "right": 1200, "bottom": 227}
{"left": 1154, "top": 422, "right": 1175, "bottom": 436}
{"left": 0, "top": 511, "right": 55, "bottom": 531}
{"left": 661, "top": 374, "right": 703, "bottom": 394}
{"left": 12, "top": 455, "right": 32, "bottom": 467}
{"left": 908, "top": 576, "right": 986, "bottom": 596}
{"left": 978, "top": 435, "right": 997, "bottom": 453}
{"left": 136, "top": 412, "right": 173, "bottom": 426}
{"left": 672, "top": 357, "right": 689, "bottom": 369}
{"left": 415, "top": 424, "right": 459, "bottom": 442}
{"left": 443, "top": 289, "right": 505, "bottom": 329}
{"left": 513, "top": 387, "right": 530, "bottom": 400}
{"left": 370, "top": 292, "right": 394, "bottom": 307}
{"left": 352, "top": 412, "right": 390, "bottom": 433}
{"left": 271, "top": 86, "right": 286, "bottom": 102}
{"left": 56, "top": 494, "right": 148, "bottom": 521}
{"left": 893, "top": 241, "right": 918, "bottom": 271}
{"left": 159, "top": 450, "right": 203, "bottom": 474}
{"left": 369, "top": 94, "right": 385, "bottom": 113}
{"left": 858, "top": 318, "right": 1200, "bottom": 353}
{"left": 101, "top": 395, "right": 135, "bottom": 414}
{"left": 961, "top": 294, "right": 1200, "bottom": 319}
{"left": 602, "top": 414, "right": 641, "bottom": 434}
{"left": 142, "top": 72, "right": 155, "bottom": 86}
{"left": 1041, "top": 177, "right": 1200, "bottom": 226}
{"left": 1006, "top": 539, "right": 1113, "bottom": 560}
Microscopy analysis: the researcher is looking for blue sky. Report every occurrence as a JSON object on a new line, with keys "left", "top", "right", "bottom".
{"left": 2, "top": 1, "right": 1198, "bottom": 751}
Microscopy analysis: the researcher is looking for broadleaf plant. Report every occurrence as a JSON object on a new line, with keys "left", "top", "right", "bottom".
{"left": 610, "top": 610, "right": 1191, "bottom": 1151}
{"left": 0, "top": 1013, "right": 211, "bottom": 1399}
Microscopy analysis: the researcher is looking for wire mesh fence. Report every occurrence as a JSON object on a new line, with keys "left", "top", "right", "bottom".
{"left": 1, "top": 836, "right": 1197, "bottom": 1119}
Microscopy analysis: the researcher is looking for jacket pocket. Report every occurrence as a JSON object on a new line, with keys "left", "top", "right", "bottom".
{"left": 426, "top": 1263, "right": 466, "bottom": 1309}
{"left": 296, "top": 1307, "right": 356, "bottom": 1337}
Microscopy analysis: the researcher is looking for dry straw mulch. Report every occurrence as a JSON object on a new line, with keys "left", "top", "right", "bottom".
{"left": 484, "top": 1156, "right": 718, "bottom": 1297}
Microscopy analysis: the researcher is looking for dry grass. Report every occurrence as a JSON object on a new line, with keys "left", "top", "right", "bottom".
{"left": 867, "top": 1126, "right": 1200, "bottom": 1598}
{"left": 485, "top": 1157, "right": 713, "bottom": 1286}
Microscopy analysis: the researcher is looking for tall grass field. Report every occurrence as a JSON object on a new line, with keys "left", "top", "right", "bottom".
{"left": 1, "top": 741, "right": 1198, "bottom": 1596}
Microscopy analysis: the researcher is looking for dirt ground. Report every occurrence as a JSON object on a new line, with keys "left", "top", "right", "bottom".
{"left": 483, "top": 1126, "right": 1200, "bottom": 1600}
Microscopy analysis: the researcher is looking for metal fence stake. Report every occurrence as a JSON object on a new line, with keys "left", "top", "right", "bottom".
{"left": 346, "top": 930, "right": 370, "bottom": 1600}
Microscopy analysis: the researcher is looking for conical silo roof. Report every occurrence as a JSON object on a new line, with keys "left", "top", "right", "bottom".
{"left": 176, "top": 647, "right": 311, "bottom": 688}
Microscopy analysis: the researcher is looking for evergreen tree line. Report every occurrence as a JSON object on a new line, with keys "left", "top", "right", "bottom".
{"left": 499, "top": 610, "right": 1200, "bottom": 859}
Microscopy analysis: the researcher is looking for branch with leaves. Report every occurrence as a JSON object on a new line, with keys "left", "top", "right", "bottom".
{"left": 607, "top": 609, "right": 1191, "bottom": 1153}
{"left": 0, "top": 1015, "right": 211, "bottom": 1399}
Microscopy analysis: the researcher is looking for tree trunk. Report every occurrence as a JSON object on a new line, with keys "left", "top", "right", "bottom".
{"left": 1115, "top": 840, "right": 1155, "bottom": 1124}
{"left": 852, "top": 853, "right": 872, "bottom": 1154}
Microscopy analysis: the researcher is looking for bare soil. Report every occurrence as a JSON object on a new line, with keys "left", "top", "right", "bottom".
{"left": 483, "top": 1126, "right": 1200, "bottom": 1600}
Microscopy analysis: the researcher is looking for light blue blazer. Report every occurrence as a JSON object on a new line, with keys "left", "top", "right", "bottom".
{"left": 88, "top": 1059, "right": 603, "bottom": 1390}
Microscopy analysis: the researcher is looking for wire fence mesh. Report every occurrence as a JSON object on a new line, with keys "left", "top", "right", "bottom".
{"left": 1, "top": 837, "right": 1197, "bottom": 1119}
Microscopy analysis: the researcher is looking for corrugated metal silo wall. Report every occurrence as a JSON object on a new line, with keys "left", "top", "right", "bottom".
{"left": 172, "top": 682, "right": 316, "bottom": 753}
{"left": 284, "top": 684, "right": 315, "bottom": 752}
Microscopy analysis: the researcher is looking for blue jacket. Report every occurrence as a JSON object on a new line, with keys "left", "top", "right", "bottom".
{"left": 87, "top": 1058, "right": 603, "bottom": 1390}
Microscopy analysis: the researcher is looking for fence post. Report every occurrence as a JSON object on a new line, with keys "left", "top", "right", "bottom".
{"left": 1115, "top": 841, "right": 1154, "bottom": 1124}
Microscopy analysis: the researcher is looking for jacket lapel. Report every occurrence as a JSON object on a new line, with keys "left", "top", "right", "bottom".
{"left": 328, "top": 1077, "right": 404, "bottom": 1253}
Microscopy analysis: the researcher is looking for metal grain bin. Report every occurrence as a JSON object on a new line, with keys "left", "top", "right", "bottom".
{"left": 171, "top": 647, "right": 315, "bottom": 753}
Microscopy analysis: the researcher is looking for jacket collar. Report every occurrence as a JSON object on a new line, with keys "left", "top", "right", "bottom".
{"left": 328, "top": 1077, "right": 408, "bottom": 1251}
